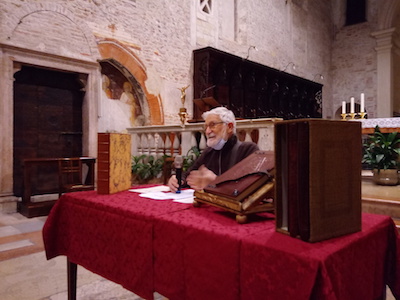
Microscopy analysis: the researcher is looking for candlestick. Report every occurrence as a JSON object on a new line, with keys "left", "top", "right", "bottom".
{"left": 178, "top": 107, "right": 187, "bottom": 126}
{"left": 342, "top": 101, "right": 346, "bottom": 114}
{"left": 360, "top": 93, "right": 365, "bottom": 113}
{"left": 359, "top": 112, "right": 367, "bottom": 119}
{"left": 350, "top": 97, "right": 355, "bottom": 113}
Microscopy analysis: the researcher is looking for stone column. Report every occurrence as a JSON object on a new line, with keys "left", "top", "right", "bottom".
{"left": 0, "top": 50, "right": 18, "bottom": 212}
{"left": 371, "top": 28, "right": 396, "bottom": 117}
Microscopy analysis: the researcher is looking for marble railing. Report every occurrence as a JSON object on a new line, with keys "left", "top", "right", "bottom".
{"left": 358, "top": 117, "right": 400, "bottom": 129}
{"left": 350, "top": 117, "right": 400, "bottom": 134}
{"left": 127, "top": 118, "right": 281, "bottom": 158}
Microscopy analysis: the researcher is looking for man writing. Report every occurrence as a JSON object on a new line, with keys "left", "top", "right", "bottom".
{"left": 168, "top": 107, "right": 259, "bottom": 192}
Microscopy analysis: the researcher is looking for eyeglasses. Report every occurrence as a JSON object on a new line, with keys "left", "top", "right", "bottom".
{"left": 203, "top": 121, "right": 225, "bottom": 131}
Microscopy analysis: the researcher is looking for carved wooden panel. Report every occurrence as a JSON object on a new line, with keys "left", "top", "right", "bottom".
{"left": 193, "top": 47, "right": 322, "bottom": 121}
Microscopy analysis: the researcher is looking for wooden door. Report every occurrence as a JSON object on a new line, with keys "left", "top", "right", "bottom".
{"left": 13, "top": 66, "right": 84, "bottom": 197}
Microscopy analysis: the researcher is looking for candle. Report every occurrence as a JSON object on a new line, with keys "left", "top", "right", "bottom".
{"left": 360, "top": 93, "right": 365, "bottom": 113}
{"left": 350, "top": 97, "right": 355, "bottom": 113}
{"left": 342, "top": 101, "right": 346, "bottom": 114}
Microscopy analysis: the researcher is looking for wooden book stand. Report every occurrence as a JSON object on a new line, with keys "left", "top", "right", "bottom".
{"left": 193, "top": 151, "right": 275, "bottom": 223}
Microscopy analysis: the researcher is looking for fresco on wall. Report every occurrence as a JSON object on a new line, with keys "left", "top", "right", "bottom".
{"left": 100, "top": 61, "right": 145, "bottom": 127}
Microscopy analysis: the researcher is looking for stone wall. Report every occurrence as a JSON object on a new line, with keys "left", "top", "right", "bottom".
{"left": 0, "top": 0, "right": 336, "bottom": 127}
{"left": 1, "top": 0, "right": 399, "bottom": 124}
{"left": 331, "top": 0, "right": 379, "bottom": 118}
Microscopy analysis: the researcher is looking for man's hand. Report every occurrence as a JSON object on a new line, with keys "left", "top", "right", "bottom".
{"left": 167, "top": 175, "right": 179, "bottom": 193}
{"left": 187, "top": 165, "right": 217, "bottom": 191}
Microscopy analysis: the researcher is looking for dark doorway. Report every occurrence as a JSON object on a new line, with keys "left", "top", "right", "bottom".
{"left": 13, "top": 65, "right": 85, "bottom": 197}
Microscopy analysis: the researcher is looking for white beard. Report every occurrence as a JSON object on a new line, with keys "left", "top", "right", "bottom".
{"left": 207, "top": 128, "right": 227, "bottom": 150}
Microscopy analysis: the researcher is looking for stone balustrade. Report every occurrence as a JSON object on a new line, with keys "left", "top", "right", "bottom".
{"left": 127, "top": 118, "right": 282, "bottom": 158}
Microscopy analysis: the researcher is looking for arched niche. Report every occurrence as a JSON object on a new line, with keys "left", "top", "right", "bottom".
{"left": 97, "top": 41, "right": 164, "bottom": 125}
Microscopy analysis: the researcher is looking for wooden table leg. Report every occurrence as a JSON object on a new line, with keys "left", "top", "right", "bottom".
{"left": 67, "top": 258, "right": 77, "bottom": 300}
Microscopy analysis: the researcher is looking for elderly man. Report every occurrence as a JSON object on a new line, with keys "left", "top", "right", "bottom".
{"left": 168, "top": 107, "right": 259, "bottom": 192}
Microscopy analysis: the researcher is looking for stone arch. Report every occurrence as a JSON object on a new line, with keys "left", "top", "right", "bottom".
{"left": 98, "top": 40, "right": 164, "bottom": 125}
{"left": 4, "top": 2, "right": 99, "bottom": 60}
{"left": 378, "top": 0, "right": 400, "bottom": 30}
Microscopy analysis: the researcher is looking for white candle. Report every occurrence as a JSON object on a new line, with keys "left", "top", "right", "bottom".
{"left": 360, "top": 93, "right": 365, "bottom": 113}
{"left": 350, "top": 97, "right": 355, "bottom": 113}
{"left": 342, "top": 101, "right": 346, "bottom": 114}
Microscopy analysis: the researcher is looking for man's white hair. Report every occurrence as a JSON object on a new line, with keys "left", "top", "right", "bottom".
{"left": 202, "top": 107, "right": 236, "bottom": 133}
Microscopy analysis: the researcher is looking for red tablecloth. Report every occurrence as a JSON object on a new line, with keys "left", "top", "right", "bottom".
{"left": 43, "top": 189, "right": 400, "bottom": 300}
{"left": 43, "top": 188, "right": 192, "bottom": 299}
{"left": 240, "top": 213, "right": 400, "bottom": 300}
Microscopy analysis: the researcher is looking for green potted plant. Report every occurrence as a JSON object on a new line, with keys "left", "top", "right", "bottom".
{"left": 131, "top": 154, "right": 168, "bottom": 184}
{"left": 362, "top": 126, "right": 400, "bottom": 185}
{"left": 131, "top": 147, "right": 201, "bottom": 185}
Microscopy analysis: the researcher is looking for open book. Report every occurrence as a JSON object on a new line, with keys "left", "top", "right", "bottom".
{"left": 204, "top": 150, "right": 275, "bottom": 202}
{"left": 194, "top": 151, "right": 275, "bottom": 223}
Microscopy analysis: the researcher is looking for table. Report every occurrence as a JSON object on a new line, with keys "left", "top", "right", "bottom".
{"left": 42, "top": 188, "right": 400, "bottom": 300}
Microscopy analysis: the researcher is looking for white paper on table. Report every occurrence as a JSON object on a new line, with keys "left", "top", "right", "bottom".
{"left": 139, "top": 192, "right": 171, "bottom": 200}
{"left": 139, "top": 189, "right": 195, "bottom": 201}
{"left": 168, "top": 189, "right": 195, "bottom": 200}
{"left": 129, "top": 185, "right": 170, "bottom": 193}
{"left": 173, "top": 197, "right": 194, "bottom": 204}
{"left": 171, "top": 189, "right": 195, "bottom": 203}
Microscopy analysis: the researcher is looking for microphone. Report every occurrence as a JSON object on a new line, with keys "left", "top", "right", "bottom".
{"left": 174, "top": 155, "right": 183, "bottom": 193}
{"left": 200, "top": 85, "right": 216, "bottom": 99}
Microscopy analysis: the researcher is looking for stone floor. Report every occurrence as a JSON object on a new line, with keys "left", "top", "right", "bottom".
{"left": 0, "top": 211, "right": 164, "bottom": 300}
{"left": 0, "top": 209, "right": 397, "bottom": 300}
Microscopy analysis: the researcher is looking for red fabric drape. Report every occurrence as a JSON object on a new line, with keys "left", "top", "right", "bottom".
{"left": 43, "top": 189, "right": 400, "bottom": 300}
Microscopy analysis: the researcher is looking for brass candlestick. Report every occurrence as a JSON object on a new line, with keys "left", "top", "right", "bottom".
{"left": 359, "top": 112, "right": 367, "bottom": 119}
{"left": 178, "top": 107, "right": 188, "bottom": 126}
{"left": 341, "top": 112, "right": 367, "bottom": 120}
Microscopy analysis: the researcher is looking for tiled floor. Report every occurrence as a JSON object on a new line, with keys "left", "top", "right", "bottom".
{"left": 0, "top": 211, "right": 396, "bottom": 300}
{"left": 0, "top": 211, "right": 153, "bottom": 300}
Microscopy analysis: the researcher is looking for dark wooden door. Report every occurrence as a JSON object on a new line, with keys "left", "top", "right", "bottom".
{"left": 13, "top": 66, "right": 84, "bottom": 197}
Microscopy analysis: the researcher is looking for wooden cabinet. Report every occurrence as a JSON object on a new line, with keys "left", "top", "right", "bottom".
{"left": 193, "top": 47, "right": 322, "bottom": 121}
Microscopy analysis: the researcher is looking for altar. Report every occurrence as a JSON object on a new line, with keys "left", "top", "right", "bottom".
{"left": 358, "top": 117, "right": 400, "bottom": 134}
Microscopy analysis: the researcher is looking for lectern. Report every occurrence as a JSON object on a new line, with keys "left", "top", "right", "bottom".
{"left": 194, "top": 151, "right": 275, "bottom": 223}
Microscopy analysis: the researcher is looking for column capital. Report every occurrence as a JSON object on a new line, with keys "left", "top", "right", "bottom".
{"left": 371, "top": 27, "right": 397, "bottom": 52}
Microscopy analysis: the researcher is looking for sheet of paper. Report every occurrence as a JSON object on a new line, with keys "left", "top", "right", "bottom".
{"left": 139, "top": 189, "right": 195, "bottom": 202}
{"left": 139, "top": 192, "right": 171, "bottom": 200}
{"left": 173, "top": 197, "right": 194, "bottom": 204}
{"left": 167, "top": 189, "right": 195, "bottom": 200}
{"left": 129, "top": 185, "right": 170, "bottom": 193}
